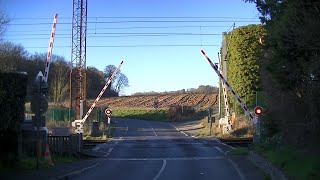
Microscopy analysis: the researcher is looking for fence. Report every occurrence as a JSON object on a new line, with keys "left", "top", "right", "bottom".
{"left": 22, "top": 133, "right": 82, "bottom": 156}
{"left": 45, "top": 108, "right": 102, "bottom": 122}
{"left": 46, "top": 108, "right": 75, "bottom": 121}
{"left": 47, "top": 134, "right": 82, "bottom": 156}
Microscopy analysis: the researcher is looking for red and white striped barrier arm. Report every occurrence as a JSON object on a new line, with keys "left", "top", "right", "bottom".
{"left": 43, "top": 13, "right": 58, "bottom": 82}
{"left": 82, "top": 60, "right": 124, "bottom": 122}
{"left": 201, "top": 50, "right": 255, "bottom": 122}
{"left": 218, "top": 52, "right": 230, "bottom": 118}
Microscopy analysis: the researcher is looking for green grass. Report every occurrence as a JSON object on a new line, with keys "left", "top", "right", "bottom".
{"left": 112, "top": 108, "right": 169, "bottom": 121}
{"left": 254, "top": 145, "right": 320, "bottom": 180}
{"left": 112, "top": 108, "right": 208, "bottom": 122}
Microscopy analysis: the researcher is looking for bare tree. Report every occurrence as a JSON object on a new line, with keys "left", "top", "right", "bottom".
{"left": 0, "top": 11, "right": 10, "bottom": 41}
{"left": 0, "top": 42, "right": 27, "bottom": 72}
{"left": 104, "top": 65, "right": 117, "bottom": 79}
{"left": 49, "top": 58, "right": 69, "bottom": 105}
{"left": 114, "top": 73, "right": 129, "bottom": 93}
{"left": 86, "top": 66, "right": 105, "bottom": 99}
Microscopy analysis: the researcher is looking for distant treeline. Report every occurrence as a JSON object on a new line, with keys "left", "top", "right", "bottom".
{"left": 131, "top": 85, "right": 218, "bottom": 96}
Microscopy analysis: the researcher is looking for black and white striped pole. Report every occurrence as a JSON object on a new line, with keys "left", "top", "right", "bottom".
{"left": 201, "top": 50, "right": 256, "bottom": 123}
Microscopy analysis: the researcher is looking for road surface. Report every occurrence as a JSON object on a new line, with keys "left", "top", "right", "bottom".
{"left": 73, "top": 118, "right": 263, "bottom": 180}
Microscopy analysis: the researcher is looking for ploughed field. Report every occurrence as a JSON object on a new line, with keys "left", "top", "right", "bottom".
{"left": 91, "top": 93, "right": 218, "bottom": 110}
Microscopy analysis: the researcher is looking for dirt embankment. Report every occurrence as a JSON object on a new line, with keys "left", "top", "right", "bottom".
{"left": 94, "top": 93, "right": 218, "bottom": 110}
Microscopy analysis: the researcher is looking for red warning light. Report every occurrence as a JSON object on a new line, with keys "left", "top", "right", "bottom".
{"left": 254, "top": 106, "right": 262, "bottom": 116}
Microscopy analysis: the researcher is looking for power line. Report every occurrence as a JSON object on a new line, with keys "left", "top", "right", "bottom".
{"left": 6, "top": 34, "right": 217, "bottom": 40}
{"left": 8, "top": 25, "right": 235, "bottom": 33}
{"left": 8, "top": 20, "right": 260, "bottom": 26}
{"left": 24, "top": 44, "right": 220, "bottom": 48}
{"left": 226, "top": 23, "right": 236, "bottom": 32}
{"left": 11, "top": 16, "right": 259, "bottom": 20}
{"left": 87, "top": 16, "right": 258, "bottom": 19}
{"left": 6, "top": 32, "right": 221, "bottom": 37}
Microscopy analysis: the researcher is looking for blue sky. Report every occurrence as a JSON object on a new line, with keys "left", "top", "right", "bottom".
{"left": 1, "top": 0, "right": 260, "bottom": 95}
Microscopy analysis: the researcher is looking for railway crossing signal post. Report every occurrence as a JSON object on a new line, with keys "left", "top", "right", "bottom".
{"left": 207, "top": 108, "right": 215, "bottom": 135}
{"left": 31, "top": 72, "right": 49, "bottom": 169}
{"left": 105, "top": 108, "right": 112, "bottom": 124}
{"left": 254, "top": 106, "right": 263, "bottom": 142}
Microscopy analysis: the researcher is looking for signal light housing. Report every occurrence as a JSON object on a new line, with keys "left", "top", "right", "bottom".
{"left": 254, "top": 106, "right": 262, "bottom": 116}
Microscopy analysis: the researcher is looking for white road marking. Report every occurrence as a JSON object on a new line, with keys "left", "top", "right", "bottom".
{"left": 92, "top": 138, "right": 113, "bottom": 151}
{"left": 147, "top": 122, "right": 158, "bottom": 136}
{"left": 55, "top": 162, "right": 100, "bottom": 179}
{"left": 93, "top": 146, "right": 101, "bottom": 151}
{"left": 108, "top": 148, "right": 113, "bottom": 154}
{"left": 124, "top": 120, "right": 129, "bottom": 136}
{"left": 215, "top": 147, "right": 225, "bottom": 154}
{"left": 181, "top": 131, "right": 188, "bottom": 136}
{"left": 228, "top": 159, "right": 246, "bottom": 180}
{"left": 171, "top": 124, "right": 189, "bottom": 137}
{"left": 153, "top": 159, "right": 167, "bottom": 180}
{"left": 219, "top": 141, "right": 236, "bottom": 150}
{"left": 103, "top": 156, "right": 225, "bottom": 161}
{"left": 151, "top": 127, "right": 158, "bottom": 136}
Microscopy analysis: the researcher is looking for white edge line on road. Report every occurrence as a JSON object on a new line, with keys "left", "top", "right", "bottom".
{"left": 108, "top": 148, "right": 114, "bottom": 153}
{"left": 181, "top": 131, "right": 188, "bottom": 136}
{"left": 218, "top": 141, "right": 236, "bottom": 150}
{"left": 153, "top": 159, "right": 167, "bottom": 180}
{"left": 171, "top": 124, "right": 188, "bottom": 137}
{"left": 215, "top": 147, "right": 225, "bottom": 155}
{"left": 56, "top": 162, "right": 100, "bottom": 180}
{"left": 93, "top": 146, "right": 101, "bottom": 151}
{"left": 93, "top": 138, "right": 113, "bottom": 151}
{"left": 227, "top": 159, "right": 246, "bottom": 180}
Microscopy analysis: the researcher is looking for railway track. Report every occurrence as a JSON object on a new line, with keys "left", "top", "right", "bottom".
{"left": 218, "top": 137, "right": 253, "bottom": 147}
{"left": 83, "top": 139, "right": 108, "bottom": 149}
{"left": 82, "top": 137, "right": 253, "bottom": 149}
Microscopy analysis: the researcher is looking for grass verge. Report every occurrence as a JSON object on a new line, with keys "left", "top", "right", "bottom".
{"left": 0, "top": 155, "right": 79, "bottom": 171}
{"left": 254, "top": 145, "right": 320, "bottom": 180}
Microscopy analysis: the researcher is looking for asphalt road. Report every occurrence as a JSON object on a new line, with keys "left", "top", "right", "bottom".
{"left": 73, "top": 118, "right": 264, "bottom": 180}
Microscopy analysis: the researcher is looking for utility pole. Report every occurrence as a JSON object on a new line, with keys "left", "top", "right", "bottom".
{"left": 221, "top": 32, "right": 227, "bottom": 82}
{"left": 70, "top": 0, "right": 88, "bottom": 119}
{"left": 218, "top": 54, "right": 221, "bottom": 120}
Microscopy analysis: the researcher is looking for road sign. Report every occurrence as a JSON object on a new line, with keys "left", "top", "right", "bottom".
{"left": 31, "top": 72, "right": 48, "bottom": 116}
{"left": 105, "top": 108, "right": 112, "bottom": 116}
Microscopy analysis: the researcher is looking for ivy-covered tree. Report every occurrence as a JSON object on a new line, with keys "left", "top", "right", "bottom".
{"left": 244, "top": 0, "right": 320, "bottom": 147}
{"left": 226, "top": 24, "right": 265, "bottom": 113}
